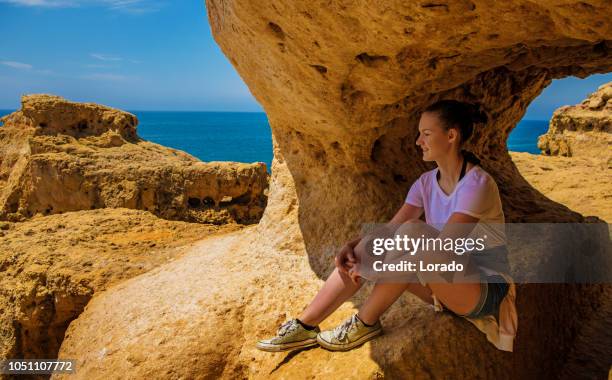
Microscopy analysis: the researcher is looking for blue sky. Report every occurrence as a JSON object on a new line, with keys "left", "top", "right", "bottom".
{"left": 0, "top": 0, "right": 610, "bottom": 117}
{"left": 0, "top": 0, "right": 260, "bottom": 111}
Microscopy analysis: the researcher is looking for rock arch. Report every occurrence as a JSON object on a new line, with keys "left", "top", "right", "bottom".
{"left": 205, "top": 2, "right": 611, "bottom": 260}
{"left": 55, "top": 2, "right": 612, "bottom": 379}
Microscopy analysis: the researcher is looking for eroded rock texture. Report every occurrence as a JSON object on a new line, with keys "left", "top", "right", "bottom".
{"left": 538, "top": 81, "right": 611, "bottom": 158}
{"left": 0, "top": 209, "right": 241, "bottom": 365}
{"left": 0, "top": 95, "right": 269, "bottom": 225}
{"left": 511, "top": 152, "right": 612, "bottom": 222}
{"left": 53, "top": 2, "right": 612, "bottom": 380}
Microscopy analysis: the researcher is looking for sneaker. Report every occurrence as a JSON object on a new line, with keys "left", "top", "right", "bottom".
{"left": 256, "top": 318, "right": 320, "bottom": 352}
{"left": 316, "top": 314, "right": 383, "bottom": 351}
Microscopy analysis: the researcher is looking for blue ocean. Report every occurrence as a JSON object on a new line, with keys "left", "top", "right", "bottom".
{"left": 0, "top": 110, "right": 548, "bottom": 172}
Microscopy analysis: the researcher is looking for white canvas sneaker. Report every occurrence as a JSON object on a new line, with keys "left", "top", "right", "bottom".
{"left": 256, "top": 318, "right": 320, "bottom": 352}
{"left": 317, "top": 314, "right": 383, "bottom": 351}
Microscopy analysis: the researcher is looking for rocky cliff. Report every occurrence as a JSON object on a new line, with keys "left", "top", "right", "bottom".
{"left": 0, "top": 94, "right": 269, "bottom": 374}
{"left": 48, "top": 2, "right": 612, "bottom": 379}
{"left": 538, "top": 82, "right": 611, "bottom": 158}
{"left": 0, "top": 95, "right": 269, "bottom": 225}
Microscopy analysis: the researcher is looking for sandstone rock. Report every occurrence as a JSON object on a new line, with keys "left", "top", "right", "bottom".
{"left": 0, "top": 208, "right": 242, "bottom": 363}
{"left": 511, "top": 151, "right": 612, "bottom": 222}
{"left": 537, "top": 82, "right": 612, "bottom": 159}
{"left": 53, "top": 2, "right": 612, "bottom": 379}
{"left": 54, "top": 230, "right": 386, "bottom": 379}
{"left": 0, "top": 95, "right": 269, "bottom": 225}
{"left": 53, "top": 224, "right": 612, "bottom": 380}
{"left": 0, "top": 94, "right": 138, "bottom": 140}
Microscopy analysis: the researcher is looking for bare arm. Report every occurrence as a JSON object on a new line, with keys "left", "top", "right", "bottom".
{"left": 436, "top": 211, "right": 480, "bottom": 240}
{"left": 338, "top": 202, "right": 425, "bottom": 281}
{"left": 388, "top": 202, "right": 424, "bottom": 225}
{"left": 346, "top": 202, "right": 424, "bottom": 248}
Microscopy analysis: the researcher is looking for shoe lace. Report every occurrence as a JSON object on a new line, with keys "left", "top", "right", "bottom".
{"left": 333, "top": 315, "right": 357, "bottom": 341}
{"left": 277, "top": 319, "right": 298, "bottom": 337}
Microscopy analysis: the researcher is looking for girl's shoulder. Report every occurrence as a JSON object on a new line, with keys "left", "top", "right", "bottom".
{"left": 418, "top": 167, "right": 438, "bottom": 182}
{"left": 462, "top": 165, "right": 499, "bottom": 190}
{"left": 413, "top": 168, "right": 438, "bottom": 189}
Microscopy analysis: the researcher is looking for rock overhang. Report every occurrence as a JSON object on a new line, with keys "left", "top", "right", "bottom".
{"left": 205, "top": 2, "right": 611, "bottom": 248}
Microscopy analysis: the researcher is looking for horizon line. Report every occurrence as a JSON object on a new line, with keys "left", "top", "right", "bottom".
{"left": 0, "top": 108, "right": 267, "bottom": 113}
{"left": 0, "top": 108, "right": 551, "bottom": 121}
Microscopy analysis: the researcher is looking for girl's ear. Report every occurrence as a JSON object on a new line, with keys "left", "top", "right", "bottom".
{"left": 447, "top": 128, "right": 459, "bottom": 143}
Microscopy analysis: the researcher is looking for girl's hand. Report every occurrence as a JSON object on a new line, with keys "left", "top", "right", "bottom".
{"left": 348, "top": 264, "right": 362, "bottom": 285}
{"left": 335, "top": 242, "right": 358, "bottom": 275}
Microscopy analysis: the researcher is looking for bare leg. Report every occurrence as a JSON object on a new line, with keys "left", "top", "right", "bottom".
{"left": 299, "top": 230, "right": 382, "bottom": 326}
{"left": 404, "top": 219, "right": 482, "bottom": 315}
{"left": 298, "top": 267, "right": 363, "bottom": 326}
{"left": 357, "top": 282, "right": 433, "bottom": 325}
{"left": 357, "top": 218, "right": 482, "bottom": 324}
{"left": 300, "top": 218, "right": 481, "bottom": 326}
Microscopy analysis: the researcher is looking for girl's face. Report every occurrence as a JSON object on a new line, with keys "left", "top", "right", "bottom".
{"left": 415, "top": 111, "right": 460, "bottom": 161}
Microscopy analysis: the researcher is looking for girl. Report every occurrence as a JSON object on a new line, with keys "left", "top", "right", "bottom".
{"left": 257, "top": 100, "right": 516, "bottom": 352}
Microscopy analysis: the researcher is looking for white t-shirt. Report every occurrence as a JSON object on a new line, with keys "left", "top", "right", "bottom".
{"left": 406, "top": 165, "right": 515, "bottom": 349}
{"left": 404, "top": 165, "right": 508, "bottom": 274}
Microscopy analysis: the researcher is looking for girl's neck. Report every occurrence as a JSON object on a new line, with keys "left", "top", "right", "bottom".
{"left": 436, "top": 151, "right": 465, "bottom": 185}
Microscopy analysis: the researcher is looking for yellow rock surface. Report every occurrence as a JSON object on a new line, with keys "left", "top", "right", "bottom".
{"left": 0, "top": 208, "right": 242, "bottom": 363}
{"left": 538, "top": 82, "right": 611, "bottom": 159}
{"left": 0, "top": 95, "right": 269, "bottom": 225}
{"left": 7, "top": 1, "right": 612, "bottom": 379}
{"left": 512, "top": 152, "right": 611, "bottom": 222}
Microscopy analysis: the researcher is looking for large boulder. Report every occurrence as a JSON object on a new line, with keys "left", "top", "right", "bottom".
{"left": 537, "top": 82, "right": 611, "bottom": 158}
{"left": 0, "top": 208, "right": 241, "bottom": 365}
{"left": 0, "top": 95, "right": 269, "bottom": 225}
{"left": 54, "top": 2, "right": 612, "bottom": 379}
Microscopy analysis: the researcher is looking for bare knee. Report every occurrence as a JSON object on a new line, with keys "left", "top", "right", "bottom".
{"left": 333, "top": 266, "right": 362, "bottom": 287}
{"left": 397, "top": 218, "right": 438, "bottom": 238}
{"left": 405, "top": 218, "right": 424, "bottom": 224}
{"left": 405, "top": 282, "right": 434, "bottom": 305}
{"left": 354, "top": 239, "right": 367, "bottom": 258}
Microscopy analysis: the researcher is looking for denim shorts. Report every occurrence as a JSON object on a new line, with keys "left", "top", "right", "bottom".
{"left": 452, "top": 273, "right": 510, "bottom": 319}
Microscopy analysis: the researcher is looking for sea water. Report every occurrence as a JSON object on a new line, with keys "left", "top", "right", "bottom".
{"left": 0, "top": 110, "right": 549, "bottom": 172}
